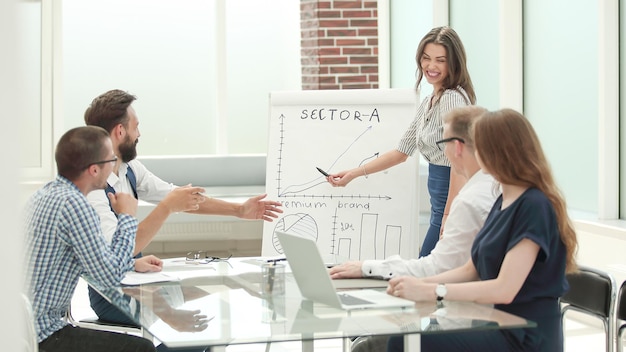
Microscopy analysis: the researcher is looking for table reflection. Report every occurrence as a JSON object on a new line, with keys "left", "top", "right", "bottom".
{"left": 84, "top": 257, "right": 535, "bottom": 352}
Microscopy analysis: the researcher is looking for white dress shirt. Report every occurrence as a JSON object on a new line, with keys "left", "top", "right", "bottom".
{"left": 86, "top": 159, "right": 175, "bottom": 243}
{"left": 361, "top": 171, "right": 498, "bottom": 279}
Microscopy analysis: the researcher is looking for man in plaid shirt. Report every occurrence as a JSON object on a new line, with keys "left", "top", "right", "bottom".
{"left": 22, "top": 126, "right": 158, "bottom": 352}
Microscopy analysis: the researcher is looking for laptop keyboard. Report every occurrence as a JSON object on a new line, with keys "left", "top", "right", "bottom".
{"left": 338, "top": 293, "right": 374, "bottom": 306}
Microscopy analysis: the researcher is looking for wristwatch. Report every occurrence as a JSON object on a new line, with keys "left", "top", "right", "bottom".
{"left": 436, "top": 284, "right": 447, "bottom": 301}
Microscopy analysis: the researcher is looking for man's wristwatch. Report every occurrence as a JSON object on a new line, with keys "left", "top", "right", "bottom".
{"left": 436, "top": 284, "right": 447, "bottom": 301}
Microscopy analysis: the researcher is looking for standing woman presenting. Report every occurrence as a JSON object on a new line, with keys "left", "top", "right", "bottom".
{"left": 327, "top": 26, "right": 476, "bottom": 257}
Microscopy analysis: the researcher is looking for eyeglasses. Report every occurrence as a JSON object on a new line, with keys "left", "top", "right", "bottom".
{"left": 84, "top": 155, "right": 118, "bottom": 169}
{"left": 435, "top": 137, "right": 465, "bottom": 151}
{"left": 185, "top": 251, "right": 232, "bottom": 266}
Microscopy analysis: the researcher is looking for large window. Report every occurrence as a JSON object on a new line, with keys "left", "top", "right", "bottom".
{"left": 450, "top": 0, "right": 500, "bottom": 111}
{"left": 62, "top": 0, "right": 300, "bottom": 156}
{"left": 389, "top": 1, "right": 432, "bottom": 91}
{"left": 524, "top": 1, "right": 598, "bottom": 214}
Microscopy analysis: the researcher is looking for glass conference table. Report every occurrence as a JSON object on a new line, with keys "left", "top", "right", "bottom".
{"left": 85, "top": 257, "right": 535, "bottom": 352}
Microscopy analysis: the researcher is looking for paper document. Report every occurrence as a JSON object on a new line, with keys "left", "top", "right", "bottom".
{"left": 121, "top": 271, "right": 180, "bottom": 285}
{"left": 121, "top": 257, "right": 221, "bottom": 285}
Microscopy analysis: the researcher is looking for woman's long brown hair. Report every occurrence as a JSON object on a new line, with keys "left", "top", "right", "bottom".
{"left": 472, "top": 109, "right": 578, "bottom": 273}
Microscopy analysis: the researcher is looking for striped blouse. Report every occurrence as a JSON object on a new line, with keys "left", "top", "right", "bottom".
{"left": 397, "top": 87, "right": 471, "bottom": 167}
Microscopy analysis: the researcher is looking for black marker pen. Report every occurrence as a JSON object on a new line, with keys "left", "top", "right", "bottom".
{"left": 316, "top": 167, "right": 330, "bottom": 177}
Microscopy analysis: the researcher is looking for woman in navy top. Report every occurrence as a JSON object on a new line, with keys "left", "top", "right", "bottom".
{"left": 386, "top": 108, "right": 578, "bottom": 351}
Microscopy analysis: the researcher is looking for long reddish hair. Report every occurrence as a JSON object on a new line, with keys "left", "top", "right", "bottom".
{"left": 472, "top": 109, "right": 578, "bottom": 273}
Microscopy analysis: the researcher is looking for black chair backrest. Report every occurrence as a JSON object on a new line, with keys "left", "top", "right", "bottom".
{"left": 618, "top": 281, "right": 626, "bottom": 321}
{"left": 562, "top": 267, "right": 612, "bottom": 318}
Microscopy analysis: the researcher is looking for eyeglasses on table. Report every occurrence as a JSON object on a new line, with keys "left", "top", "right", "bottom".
{"left": 185, "top": 251, "right": 233, "bottom": 266}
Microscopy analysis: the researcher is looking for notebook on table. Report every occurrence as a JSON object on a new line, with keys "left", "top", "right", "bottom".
{"left": 276, "top": 231, "right": 415, "bottom": 311}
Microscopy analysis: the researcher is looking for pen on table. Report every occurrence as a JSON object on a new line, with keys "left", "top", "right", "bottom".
{"left": 265, "top": 257, "right": 287, "bottom": 264}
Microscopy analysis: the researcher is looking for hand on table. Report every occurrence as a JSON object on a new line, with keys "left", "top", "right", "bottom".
{"left": 329, "top": 261, "right": 364, "bottom": 279}
{"left": 134, "top": 255, "right": 163, "bottom": 273}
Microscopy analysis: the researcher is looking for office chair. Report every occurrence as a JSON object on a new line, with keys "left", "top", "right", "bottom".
{"left": 616, "top": 280, "right": 626, "bottom": 352}
{"left": 21, "top": 293, "right": 38, "bottom": 352}
{"left": 350, "top": 335, "right": 389, "bottom": 352}
{"left": 560, "top": 265, "right": 616, "bottom": 352}
{"left": 65, "top": 303, "right": 150, "bottom": 339}
{"left": 66, "top": 278, "right": 152, "bottom": 339}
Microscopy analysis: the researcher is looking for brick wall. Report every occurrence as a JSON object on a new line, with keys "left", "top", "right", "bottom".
{"left": 300, "top": 0, "right": 379, "bottom": 90}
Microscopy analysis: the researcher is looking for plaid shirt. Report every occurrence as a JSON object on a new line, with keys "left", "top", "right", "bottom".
{"left": 22, "top": 175, "right": 137, "bottom": 342}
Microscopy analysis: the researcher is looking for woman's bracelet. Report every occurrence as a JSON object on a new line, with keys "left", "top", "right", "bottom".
{"left": 361, "top": 165, "right": 368, "bottom": 179}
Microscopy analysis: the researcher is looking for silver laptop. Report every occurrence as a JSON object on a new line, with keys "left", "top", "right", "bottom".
{"left": 276, "top": 231, "right": 415, "bottom": 311}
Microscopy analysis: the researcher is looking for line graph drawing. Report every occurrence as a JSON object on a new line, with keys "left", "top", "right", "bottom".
{"left": 277, "top": 123, "right": 391, "bottom": 198}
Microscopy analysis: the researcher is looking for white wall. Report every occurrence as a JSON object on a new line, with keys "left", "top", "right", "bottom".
{"left": 574, "top": 221, "right": 626, "bottom": 285}
{"left": 2, "top": 0, "right": 26, "bottom": 348}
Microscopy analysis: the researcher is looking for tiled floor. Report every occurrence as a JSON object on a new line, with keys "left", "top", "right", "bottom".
{"left": 70, "top": 278, "right": 616, "bottom": 352}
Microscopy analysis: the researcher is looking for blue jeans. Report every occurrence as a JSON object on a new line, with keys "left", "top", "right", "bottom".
{"left": 420, "top": 163, "right": 450, "bottom": 258}
{"left": 89, "top": 252, "right": 143, "bottom": 326}
{"left": 88, "top": 286, "right": 138, "bottom": 326}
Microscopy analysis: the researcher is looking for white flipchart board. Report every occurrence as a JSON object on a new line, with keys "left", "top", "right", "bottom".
{"left": 262, "top": 89, "right": 420, "bottom": 261}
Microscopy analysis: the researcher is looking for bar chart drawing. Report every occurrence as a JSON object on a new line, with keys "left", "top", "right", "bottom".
{"left": 262, "top": 89, "right": 419, "bottom": 260}
{"left": 271, "top": 210, "right": 404, "bottom": 260}
{"left": 332, "top": 213, "right": 403, "bottom": 260}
